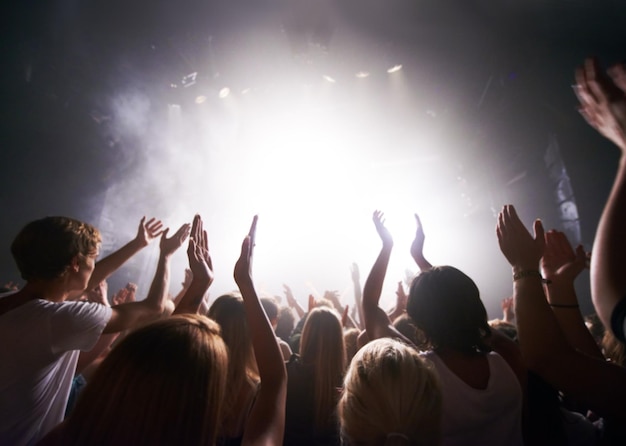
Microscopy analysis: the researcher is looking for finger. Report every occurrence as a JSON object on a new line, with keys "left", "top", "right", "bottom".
{"left": 414, "top": 213, "right": 423, "bottom": 231}
{"left": 608, "top": 63, "right": 626, "bottom": 93}
{"left": 161, "top": 228, "right": 170, "bottom": 239}
{"left": 533, "top": 219, "right": 545, "bottom": 250}
{"left": 190, "top": 214, "right": 199, "bottom": 240}
{"left": 308, "top": 294, "right": 315, "bottom": 312}
{"left": 239, "top": 235, "right": 251, "bottom": 262}
{"left": 248, "top": 215, "right": 258, "bottom": 246}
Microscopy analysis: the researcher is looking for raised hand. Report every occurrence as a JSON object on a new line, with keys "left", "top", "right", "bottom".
{"left": 501, "top": 297, "right": 514, "bottom": 322}
{"left": 342, "top": 304, "right": 349, "bottom": 328}
{"left": 234, "top": 215, "right": 258, "bottom": 286}
{"left": 350, "top": 262, "right": 360, "bottom": 284}
{"left": 574, "top": 58, "right": 626, "bottom": 152}
{"left": 308, "top": 294, "right": 317, "bottom": 313}
{"left": 541, "top": 230, "right": 588, "bottom": 283}
{"left": 160, "top": 223, "right": 191, "bottom": 257}
{"left": 181, "top": 268, "right": 193, "bottom": 290}
{"left": 187, "top": 215, "right": 214, "bottom": 289}
{"left": 395, "top": 281, "right": 408, "bottom": 312}
{"left": 85, "top": 280, "right": 109, "bottom": 306}
{"left": 496, "top": 205, "right": 545, "bottom": 271}
{"left": 410, "top": 213, "right": 426, "bottom": 259}
{"left": 372, "top": 210, "right": 393, "bottom": 248}
{"left": 324, "top": 290, "right": 343, "bottom": 312}
{"left": 135, "top": 217, "right": 166, "bottom": 247}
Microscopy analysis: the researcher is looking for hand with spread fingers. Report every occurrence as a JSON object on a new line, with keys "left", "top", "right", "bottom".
{"left": 574, "top": 58, "right": 626, "bottom": 151}
{"left": 135, "top": 217, "right": 166, "bottom": 248}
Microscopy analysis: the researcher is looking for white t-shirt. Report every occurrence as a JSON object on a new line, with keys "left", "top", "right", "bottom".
{"left": 0, "top": 298, "right": 111, "bottom": 446}
{"left": 421, "top": 350, "right": 524, "bottom": 446}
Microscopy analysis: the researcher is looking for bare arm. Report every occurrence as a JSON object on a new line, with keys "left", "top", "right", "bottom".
{"left": 350, "top": 263, "right": 364, "bottom": 329}
{"left": 283, "top": 284, "right": 305, "bottom": 319}
{"left": 103, "top": 223, "right": 190, "bottom": 333}
{"left": 575, "top": 58, "right": 626, "bottom": 334}
{"left": 87, "top": 217, "right": 164, "bottom": 290}
{"left": 411, "top": 213, "right": 432, "bottom": 272}
{"left": 237, "top": 217, "right": 287, "bottom": 446}
{"left": 541, "top": 230, "right": 604, "bottom": 359}
{"left": 362, "top": 211, "right": 412, "bottom": 344}
{"left": 497, "top": 204, "right": 626, "bottom": 417}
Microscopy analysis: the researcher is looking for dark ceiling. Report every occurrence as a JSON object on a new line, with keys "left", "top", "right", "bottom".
{"left": 1, "top": 1, "right": 626, "bottom": 299}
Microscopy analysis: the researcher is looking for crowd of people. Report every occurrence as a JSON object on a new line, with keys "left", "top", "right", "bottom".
{"left": 2, "top": 57, "right": 626, "bottom": 445}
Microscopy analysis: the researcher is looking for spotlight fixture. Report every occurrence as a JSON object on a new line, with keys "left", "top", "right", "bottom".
{"left": 356, "top": 71, "right": 370, "bottom": 79}
{"left": 387, "top": 64, "right": 403, "bottom": 74}
{"left": 219, "top": 87, "right": 230, "bottom": 99}
{"left": 322, "top": 75, "right": 336, "bottom": 83}
{"left": 195, "top": 95, "right": 207, "bottom": 104}
{"left": 181, "top": 72, "right": 198, "bottom": 87}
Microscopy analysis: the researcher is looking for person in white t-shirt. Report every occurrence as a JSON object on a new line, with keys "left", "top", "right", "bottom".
{"left": 0, "top": 215, "right": 190, "bottom": 446}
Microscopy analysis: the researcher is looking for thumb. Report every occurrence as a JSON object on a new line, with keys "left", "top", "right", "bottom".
{"left": 161, "top": 228, "right": 170, "bottom": 239}
{"left": 533, "top": 219, "right": 545, "bottom": 248}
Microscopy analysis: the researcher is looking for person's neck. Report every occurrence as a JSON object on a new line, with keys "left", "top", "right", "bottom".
{"left": 21, "top": 280, "right": 71, "bottom": 303}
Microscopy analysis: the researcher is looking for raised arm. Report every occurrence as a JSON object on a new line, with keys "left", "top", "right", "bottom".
{"left": 497, "top": 204, "right": 626, "bottom": 417}
{"left": 103, "top": 223, "right": 190, "bottom": 333}
{"left": 86, "top": 217, "right": 164, "bottom": 290}
{"left": 362, "top": 211, "right": 411, "bottom": 344}
{"left": 540, "top": 230, "right": 603, "bottom": 359}
{"left": 410, "top": 213, "right": 432, "bottom": 272}
{"left": 235, "top": 216, "right": 287, "bottom": 446}
{"left": 575, "top": 58, "right": 626, "bottom": 337}
{"left": 174, "top": 215, "right": 214, "bottom": 315}
{"left": 283, "top": 284, "right": 305, "bottom": 319}
{"left": 350, "top": 262, "right": 364, "bottom": 329}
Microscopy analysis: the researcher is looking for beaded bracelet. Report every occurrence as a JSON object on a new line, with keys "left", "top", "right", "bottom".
{"left": 513, "top": 270, "right": 542, "bottom": 281}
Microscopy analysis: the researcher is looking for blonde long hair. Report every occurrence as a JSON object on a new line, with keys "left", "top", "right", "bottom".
{"left": 299, "top": 306, "right": 347, "bottom": 430}
{"left": 61, "top": 314, "right": 228, "bottom": 445}
{"left": 339, "top": 338, "right": 442, "bottom": 446}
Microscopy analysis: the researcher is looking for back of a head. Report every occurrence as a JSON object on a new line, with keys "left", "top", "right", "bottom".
{"left": 339, "top": 338, "right": 442, "bottom": 446}
{"left": 275, "top": 306, "right": 296, "bottom": 342}
{"left": 260, "top": 297, "right": 279, "bottom": 323}
{"left": 407, "top": 266, "right": 491, "bottom": 354}
{"left": 300, "top": 306, "right": 347, "bottom": 430}
{"left": 11, "top": 216, "right": 101, "bottom": 281}
{"left": 208, "top": 294, "right": 258, "bottom": 386}
{"left": 62, "top": 314, "right": 228, "bottom": 446}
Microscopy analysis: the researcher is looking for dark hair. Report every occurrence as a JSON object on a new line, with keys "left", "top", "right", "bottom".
{"left": 11, "top": 216, "right": 101, "bottom": 281}
{"left": 407, "top": 266, "right": 491, "bottom": 354}
{"left": 260, "top": 297, "right": 279, "bottom": 321}
{"left": 276, "top": 306, "right": 296, "bottom": 343}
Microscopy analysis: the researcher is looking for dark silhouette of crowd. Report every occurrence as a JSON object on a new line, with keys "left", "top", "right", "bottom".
{"left": 2, "top": 57, "right": 626, "bottom": 445}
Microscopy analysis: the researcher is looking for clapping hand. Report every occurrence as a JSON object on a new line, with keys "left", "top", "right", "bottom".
{"left": 372, "top": 210, "right": 393, "bottom": 248}
{"left": 541, "top": 230, "right": 588, "bottom": 283}
{"left": 187, "top": 215, "right": 214, "bottom": 289}
{"left": 574, "top": 58, "right": 626, "bottom": 152}
{"left": 160, "top": 223, "right": 192, "bottom": 257}
{"left": 234, "top": 215, "right": 258, "bottom": 286}
{"left": 496, "top": 205, "right": 545, "bottom": 271}
{"left": 135, "top": 217, "right": 166, "bottom": 247}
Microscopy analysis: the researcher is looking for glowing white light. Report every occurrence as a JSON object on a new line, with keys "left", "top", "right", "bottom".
{"left": 387, "top": 64, "right": 403, "bottom": 74}
{"left": 195, "top": 95, "right": 207, "bottom": 104}
{"left": 322, "top": 75, "right": 336, "bottom": 83}
{"left": 356, "top": 71, "right": 370, "bottom": 79}
{"left": 241, "top": 88, "right": 251, "bottom": 95}
{"left": 219, "top": 87, "right": 230, "bottom": 99}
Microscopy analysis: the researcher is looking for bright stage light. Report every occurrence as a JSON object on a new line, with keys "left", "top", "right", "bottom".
{"left": 219, "top": 87, "right": 230, "bottom": 98}
{"left": 356, "top": 71, "right": 370, "bottom": 79}
{"left": 195, "top": 95, "right": 207, "bottom": 104}
{"left": 387, "top": 64, "right": 403, "bottom": 74}
{"left": 322, "top": 75, "right": 336, "bottom": 83}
